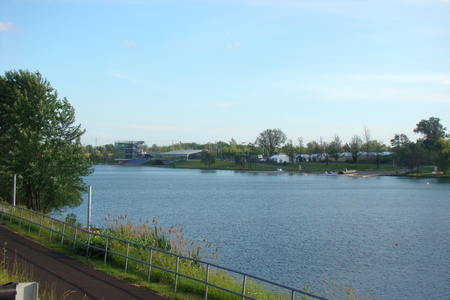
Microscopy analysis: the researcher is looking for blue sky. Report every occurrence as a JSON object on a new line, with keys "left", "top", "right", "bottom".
{"left": 1, "top": 0, "right": 449, "bottom": 147}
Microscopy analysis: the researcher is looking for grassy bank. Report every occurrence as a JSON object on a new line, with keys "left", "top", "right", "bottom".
{"left": 163, "top": 160, "right": 401, "bottom": 173}
{"left": 390, "top": 166, "right": 450, "bottom": 178}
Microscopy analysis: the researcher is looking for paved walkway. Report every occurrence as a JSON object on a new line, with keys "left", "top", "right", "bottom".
{"left": 0, "top": 226, "right": 168, "bottom": 300}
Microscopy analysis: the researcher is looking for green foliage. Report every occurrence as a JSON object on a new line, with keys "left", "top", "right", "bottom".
{"left": 0, "top": 70, "right": 93, "bottom": 213}
{"left": 200, "top": 150, "right": 216, "bottom": 169}
{"left": 395, "top": 141, "right": 428, "bottom": 171}
{"left": 65, "top": 213, "right": 77, "bottom": 225}
{"left": 328, "top": 135, "right": 342, "bottom": 166}
{"left": 435, "top": 138, "right": 450, "bottom": 174}
{"left": 413, "top": 117, "right": 448, "bottom": 151}
{"left": 255, "top": 128, "right": 287, "bottom": 157}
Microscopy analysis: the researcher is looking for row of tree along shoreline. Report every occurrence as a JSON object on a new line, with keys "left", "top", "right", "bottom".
{"left": 1, "top": 69, "right": 449, "bottom": 214}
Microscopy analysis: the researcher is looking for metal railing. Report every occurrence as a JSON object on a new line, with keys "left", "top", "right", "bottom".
{"left": 0, "top": 202, "right": 328, "bottom": 300}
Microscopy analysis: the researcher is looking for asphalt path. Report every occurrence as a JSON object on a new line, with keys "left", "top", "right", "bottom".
{"left": 0, "top": 226, "right": 168, "bottom": 300}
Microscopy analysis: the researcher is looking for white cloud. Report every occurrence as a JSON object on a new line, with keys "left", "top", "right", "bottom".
{"left": 0, "top": 21, "right": 20, "bottom": 32}
{"left": 120, "top": 39, "right": 137, "bottom": 47}
{"left": 225, "top": 30, "right": 232, "bottom": 35}
{"left": 225, "top": 43, "right": 241, "bottom": 49}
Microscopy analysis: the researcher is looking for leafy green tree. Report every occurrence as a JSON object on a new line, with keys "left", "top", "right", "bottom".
{"left": 363, "top": 126, "right": 371, "bottom": 167}
{"left": 414, "top": 117, "right": 448, "bottom": 164}
{"left": 390, "top": 134, "right": 410, "bottom": 149}
{"left": 349, "top": 135, "right": 362, "bottom": 165}
{"left": 297, "top": 137, "right": 305, "bottom": 155}
{"left": 435, "top": 138, "right": 450, "bottom": 174}
{"left": 255, "top": 128, "right": 287, "bottom": 157}
{"left": 0, "top": 70, "right": 93, "bottom": 212}
{"left": 413, "top": 117, "right": 448, "bottom": 151}
{"left": 397, "top": 141, "right": 428, "bottom": 171}
{"left": 327, "top": 135, "right": 342, "bottom": 166}
{"left": 200, "top": 150, "right": 216, "bottom": 169}
{"left": 282, "top": 139, "right": 296, "bottom": 163}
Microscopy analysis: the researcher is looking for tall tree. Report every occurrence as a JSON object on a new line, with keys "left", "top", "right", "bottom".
{"left": 306, "top": 141, "right": 319, "bottom": 156}
{"left": 413, "top": 117, "right": 448, "bottom": 147}
{"left": 390, "top": 134, "right": 410, "bottom": 149}
{"left": 255, "top": 128, "right": 287, "bottom": 157}
{"left": 327, "top": 135, "right": 342, "bottom": 166}
{"left": 349, "top": 135, "right": 362, "bottom": 165}
{"left": 282, "top": 139, "right": 295, "bottom": 163}
{"left": 297, "top": 137, "right": 304, "bottom": 155}
{"left": 413, "top": 117, "right": 448, "bottom": 163}
{"left": 435, "top": 138, "right": 450, "bottom": 174}
{"left": 200, "top": 150, "right": 216, "bottom": 169}
{"left": 363, "top": 126, "right": 371, "bottom": 167}
{"left": 0, "top": 70, "right": 93, "bottom": 212}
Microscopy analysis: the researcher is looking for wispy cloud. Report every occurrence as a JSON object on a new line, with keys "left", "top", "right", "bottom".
{"left": 120, "top": 39, "right": 137, "bottom": 47}
{"left": 0, "top": 21, "right": 20, "bottom": 32}
{"left": 226, "top": 43, "right": 241, "bottom": 50}
{"left": 225, "top": 30, "right": 232, "bottom": 35}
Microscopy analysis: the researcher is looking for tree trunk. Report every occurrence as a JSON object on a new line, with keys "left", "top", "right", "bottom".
{"left": 28, "top": 181, "right": 35, "bottom": 211}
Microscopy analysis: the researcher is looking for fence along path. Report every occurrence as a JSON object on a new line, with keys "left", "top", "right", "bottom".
{"left": 0, "top": 225, "right": 168, "bottom": 300}
{"left": 0, "top": 203, "right": 329, "bottom": 300}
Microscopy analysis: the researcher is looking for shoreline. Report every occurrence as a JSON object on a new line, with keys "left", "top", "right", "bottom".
{"left": 234, "top": 169, "right": 405, "bottom": 177}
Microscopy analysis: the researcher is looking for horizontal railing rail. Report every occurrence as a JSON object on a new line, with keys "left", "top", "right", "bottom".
{"left": 0, "top": 202, "right": 328, "bottom": 300}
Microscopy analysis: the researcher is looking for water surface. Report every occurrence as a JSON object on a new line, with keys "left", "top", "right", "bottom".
{"left": 66, "top": 166, "right": 450, "bottom": 299}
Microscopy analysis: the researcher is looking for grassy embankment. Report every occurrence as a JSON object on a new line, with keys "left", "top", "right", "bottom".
{"left": 388, "top": 166, "right": 450, "bottom": 178}
{"left": 0, "top": 204, "right": 371, "bottom": 300}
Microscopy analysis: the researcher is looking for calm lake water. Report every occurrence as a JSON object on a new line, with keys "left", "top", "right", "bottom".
{"left": 65, "top": 166, "right": 450, "bottom": 299}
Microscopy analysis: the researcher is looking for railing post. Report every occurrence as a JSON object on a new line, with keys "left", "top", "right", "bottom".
{"left": 124, "top": 242, "right": 130, "bottom": 273}
{"left": 12, "top": 174, "right": 16, "bottom": 207}
{"left": 104, "top": 238, "right": 109, "bottom": 264}
{"left": 38, "top": 215, "right": 43, "bottom": 237}
{"left": 72, "top": 228, "right": 78, "bottom": 254}
{"left": 147, "top": 249, "right": 153, "bottom": 282}
{"left": 49, "top": 219, "right": 54, "bottom": 244}
{"left": 85, "top": 231, "right": 91, "bottom": 258}
{"left": 60, "top": 223, "right": 65, "bottom": 246}
{"left": 291, "top": 290, "right": 295, "bottom": 300}
{"left": 87, "top": 185, "right": 92, "bottom": 232}
{"left": 28, "top": 212, "right": 32, "bottom": 233}
{"left": 204, "top": 264, "right": 210, "bottom": 300}
{"left": 242, "top": 275, "right": 247, "bottom": 300}
{"left": 9, "top": 205, "right": 13, "bottom": 224}
{"left": 18, "top": 208, "right": 23, "bottom": 229}
{"left": 174, "top": 256, "right": 179, "bottom": 293}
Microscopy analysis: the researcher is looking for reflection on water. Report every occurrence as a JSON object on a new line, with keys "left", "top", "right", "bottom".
{"left": 65, "top": 166, "right": 450, "bottom": 299}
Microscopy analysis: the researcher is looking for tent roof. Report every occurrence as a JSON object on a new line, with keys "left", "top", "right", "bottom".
{"left": 160, "top": 150, "right": 203, "bottom": 156}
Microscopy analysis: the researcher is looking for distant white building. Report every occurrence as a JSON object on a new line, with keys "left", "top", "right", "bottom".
{"left": 269, "top": 154, "right": 290, "bottom": 163}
